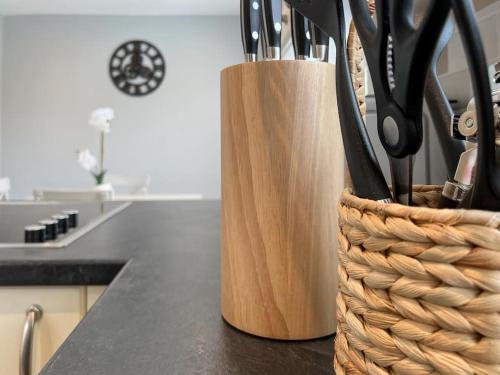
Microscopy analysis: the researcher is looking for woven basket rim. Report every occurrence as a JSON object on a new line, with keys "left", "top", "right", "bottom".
{"left": 341, "top": 185, "right": 500, "bottom": 228}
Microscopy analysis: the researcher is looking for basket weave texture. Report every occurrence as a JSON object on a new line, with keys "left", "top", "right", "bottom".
{"left": 334, "top": 186, "right": 500, "bottom": 375}
{"left": 347, "top": 21, "right": 366, "bottom": 120}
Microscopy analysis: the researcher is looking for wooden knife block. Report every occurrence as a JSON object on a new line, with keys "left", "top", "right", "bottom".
{"left": 220, "top": 61, "right": 343, "bottom": 340}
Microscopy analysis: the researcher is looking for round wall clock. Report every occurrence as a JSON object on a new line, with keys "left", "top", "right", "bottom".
{"left": 109, "top": 40, "right": 165, "bottom": 96}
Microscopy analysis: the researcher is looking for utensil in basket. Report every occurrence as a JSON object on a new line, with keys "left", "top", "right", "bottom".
{"left": 424, "top": 16, "right": 466, "bottom": 207}
{"left": 349, "top": 0, "right": 451, "bottom": 206}
{"left": 287, "top": 0, "right": 393, "bottom": 203}
{"left": 450, "top": 0, "right": 500, "bottom": 211}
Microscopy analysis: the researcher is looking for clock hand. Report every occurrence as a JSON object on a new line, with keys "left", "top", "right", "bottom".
{"left": 139, "top": 66, "right": 153, "bottom": 79}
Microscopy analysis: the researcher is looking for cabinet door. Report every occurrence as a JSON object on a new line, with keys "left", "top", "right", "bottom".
{"left": 86, "top": 286, "right": 106, "bottom": 311}
{"left": 0, "top": 286, "right": 85, "bottom": 375}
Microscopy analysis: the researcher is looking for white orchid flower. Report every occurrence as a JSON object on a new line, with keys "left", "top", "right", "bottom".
{"left": 89, "top": 107, "right": 114, "bottom": 133}
{"left": 77, "top": 149, "right": 97, "bottom": 171}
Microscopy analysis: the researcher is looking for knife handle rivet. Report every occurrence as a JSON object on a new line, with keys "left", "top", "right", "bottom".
{"left": 252, "top": 1, "right": 259, "bottom": 10}
{"left": 274, "top": 22, "right": 282, "bottom": 32}
{"left": 252, "top": 31, "right": 259, "bottom": 40}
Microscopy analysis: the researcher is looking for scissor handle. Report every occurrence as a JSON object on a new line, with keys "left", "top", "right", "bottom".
{"left": 349, "top": 0, "right": 450, "bottom": 159}
{"left": 287, "top": 0, "right": 392, "bottom": 201}
{"left": 332, "top": 0, "right": 391, "bottom": 201}
{"left": 452, "top": 0, "right": 500, "bottom": 210}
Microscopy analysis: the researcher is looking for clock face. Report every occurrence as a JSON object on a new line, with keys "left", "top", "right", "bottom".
{"left": 109, "top": 40, "right": 165, "bottom": 96}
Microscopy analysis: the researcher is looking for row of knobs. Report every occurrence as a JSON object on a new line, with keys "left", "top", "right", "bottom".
{"left": 24, "top": 210, "right": 79, "bottom": 243}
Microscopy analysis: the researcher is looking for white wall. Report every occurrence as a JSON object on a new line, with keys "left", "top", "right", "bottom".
{"left": 439, "top": 1, "right": 500, "bottom": 108}
{"left": 1, "top": 15, "right": 241, "bottom": 198}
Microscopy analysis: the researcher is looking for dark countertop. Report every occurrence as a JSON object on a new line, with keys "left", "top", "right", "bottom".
{"left": 0, "top": 201, "right": 334, "bottom": 375}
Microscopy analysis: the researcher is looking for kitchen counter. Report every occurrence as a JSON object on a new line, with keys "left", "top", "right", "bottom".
{"left": 0, "top": 201, "right": 334, "bottom": 374}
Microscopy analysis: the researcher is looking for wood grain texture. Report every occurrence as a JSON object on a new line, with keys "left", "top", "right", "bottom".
{"left": 221, "top": 61, "right": 343, "bottom": 340}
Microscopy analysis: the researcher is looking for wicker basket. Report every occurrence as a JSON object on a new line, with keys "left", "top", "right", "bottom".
{"left": 334, "top": 185, "right": 500, "bottom": 375}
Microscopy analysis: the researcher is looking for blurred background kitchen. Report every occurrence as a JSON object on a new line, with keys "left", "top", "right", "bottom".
{"left": 0, "top": 0, "right": 243, "bottom": 201}
{"left": 0, "top": 0, "right": 496, "bottom": 201}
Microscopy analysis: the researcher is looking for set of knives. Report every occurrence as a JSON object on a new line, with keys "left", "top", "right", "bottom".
{"left": 240, "top": 0, "right": 330, "bottom": 62}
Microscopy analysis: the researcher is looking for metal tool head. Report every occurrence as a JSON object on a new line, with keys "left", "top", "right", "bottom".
{"left": 451, "top": 0, "right": 500, "bottom": 211}
{"left": 425, "top": 14, "right": 466, "bottom": 186}
{"left": 389, "top": 155, "right": 413, "bottom": 206}
{"left": 489, "top": 61, "right": 500, "bottom": 93}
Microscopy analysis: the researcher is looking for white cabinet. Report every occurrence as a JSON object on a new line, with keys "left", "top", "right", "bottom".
{"left": 0, "top": 285, "right": 105, "bottom": 375}
{"left": 86, "top": 286, "right": 106, "bottom": 311}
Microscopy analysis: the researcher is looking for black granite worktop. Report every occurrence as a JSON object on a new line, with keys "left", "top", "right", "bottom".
{"left": 0, "top": 201, "right": 334, "bottom": 374}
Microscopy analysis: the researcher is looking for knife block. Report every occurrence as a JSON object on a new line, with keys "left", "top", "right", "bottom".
{"left": 220, "top": 61, "right": 343, "bottom": 340}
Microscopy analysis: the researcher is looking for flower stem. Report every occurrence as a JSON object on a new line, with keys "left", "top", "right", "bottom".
{"left": 99, "top": 130, "right": 105, "bottom": 176}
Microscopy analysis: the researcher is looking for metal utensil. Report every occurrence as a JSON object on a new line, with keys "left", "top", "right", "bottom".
{"left": 240, "top": 0, "right": 262, "bottom": 62}
{"left": 423, "top": 15, "right": 466, "bottom": 208}
{"left": 451, "top": 0, "right": 500, "bottom": 211}
{"left": 441, "top": 139, "right": 477, "bottom": 207}
{"left": 440, "top": 84, "right": 500, "bottom": 208}
{"left": 349, "top": 0, "right": 451, "bottom": 205}
{"left": 286, "top": 0, "right": 393, "bottom": 202}
{"left": 311, "top": 23, "right": 329, "bottom": 62}
{"left": 425, "top": 16, "right": 465, "bottom": 180}
{"left": 261, "top": 0, "right": 282, "bottom": 60}
{"left": 291, "top": 7, "right": 311, "bottom": 60}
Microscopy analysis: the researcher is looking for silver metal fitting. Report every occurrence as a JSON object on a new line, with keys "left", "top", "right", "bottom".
{"left": 244, "top": 53, "right": 257, "bottom": 63}
{"left": 265, "top": 47, "right": 280, "bottom": 61}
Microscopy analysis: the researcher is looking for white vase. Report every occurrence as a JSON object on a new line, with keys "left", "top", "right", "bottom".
{"left": 93, "top": 183, "right": 114, "bottom": 193}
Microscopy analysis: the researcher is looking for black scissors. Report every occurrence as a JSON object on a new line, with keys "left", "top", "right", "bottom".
{"left": 286, "top": 0, "right": 449, "bottom": 205}
{"left": 288, "top": 0, "right": 500, "bottom": 210}
{"left": 425, "top": 15, "right": 465, "bottom": 182}
{"left": 348, "top": 0, "right": 450, "bottom": 205}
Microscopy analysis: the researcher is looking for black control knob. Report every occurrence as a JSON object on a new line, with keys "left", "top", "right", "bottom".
{"left": 39, "top": 219, "right": 59, "bottom": 241}
{"left": 25, "top": 225, "right": 46, "bottom": 243}
{"left": 62, "top": 210, "right": 79, "bottom": 228}
{"left": 52, "top": 214, "right": 69, "bottom": 234}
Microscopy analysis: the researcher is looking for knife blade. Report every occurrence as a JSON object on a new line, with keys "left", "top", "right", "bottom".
{"left": 240, "top": 0, "right": 262, "bottom": 62}
{"left": 291, "top": 8, "right": 311, "bottom": 60}
{"left": 311, "top": 23, "right": 329, "bottom": 62}
{"left": 261, "top": 0, "right": 282, "bottom": 60}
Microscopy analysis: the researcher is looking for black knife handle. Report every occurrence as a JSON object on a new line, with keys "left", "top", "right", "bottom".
{"left": 311, "top": 23, "right": 329, "bottom": 62}
{"left": 291, "top": 8, "right": 311, "bottom": 60}
{"left": 424, "top": 17, "right": 465, "bottom": 179}
{"left": 261, "top": 0, "right": 282, "bottom": 59}
{"left": 241, "top": 0, "right": 262, "bottom": 62}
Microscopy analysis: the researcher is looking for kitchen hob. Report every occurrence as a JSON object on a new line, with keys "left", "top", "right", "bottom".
{"left": 0, "top": 201, "right": 130, "bottom": 248}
